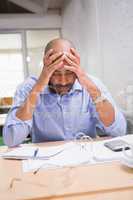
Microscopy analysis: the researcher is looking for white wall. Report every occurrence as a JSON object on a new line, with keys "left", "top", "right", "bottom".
{"left": 62, "top": 0, "right": 103, "bottom": 79}
{"left": 0, "top": 14, "right": 61, "bottom": 29}
{"left": 26, "top": 30, "right": 60, "bottom": 77}
{"left": 62, "top": 0, "right": 133, "bottom": 110}
{"left": 97, "top": 0, "right": 133, "bottom": 110}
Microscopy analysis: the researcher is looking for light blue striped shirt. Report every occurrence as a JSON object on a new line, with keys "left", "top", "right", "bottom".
{"left": 3, "top": 75, "right": 126, "bottom": 147}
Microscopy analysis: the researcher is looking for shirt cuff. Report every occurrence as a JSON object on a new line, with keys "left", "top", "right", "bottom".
{"left": 93, "top": 104, "right": 127, "bottom": 136}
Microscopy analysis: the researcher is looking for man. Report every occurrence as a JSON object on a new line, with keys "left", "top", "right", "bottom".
{"left": 3, "top": 38, "right": 126, "bottom": 147}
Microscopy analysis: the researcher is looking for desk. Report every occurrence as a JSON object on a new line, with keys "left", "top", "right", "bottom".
{"left": 0, "top": 141, "right": 133, "bottom": 200}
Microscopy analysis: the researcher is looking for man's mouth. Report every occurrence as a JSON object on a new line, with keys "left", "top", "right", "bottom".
{"left": 49, "top": 83, "right": 73, "bottom": 94}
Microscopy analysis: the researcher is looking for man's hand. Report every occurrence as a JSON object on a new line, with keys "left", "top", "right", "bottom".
{"left": 37, "top": 49, "right": 64, "bottom": 86}
{"left": 64, "top": 48, "right": 115, "bottom": 127}
{"left": 63, "top": 48, "right": 89, "bottom": 88}
{"left": 16, "top": 49, "right": 65, "bottom": 121}
{"left": 64, "top": 48, "right": 101, "bottom": 99}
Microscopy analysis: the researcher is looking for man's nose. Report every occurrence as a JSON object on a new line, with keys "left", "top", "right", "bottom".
{"left": 60, "top": 75, "right": 67, "bottom": 85}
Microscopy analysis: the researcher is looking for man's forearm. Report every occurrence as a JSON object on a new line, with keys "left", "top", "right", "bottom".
{"left": 16, "top": 81, "right": 46, "bottom": 121}
{"left": 85, "top": 78, "right": 115, "bottom": 127}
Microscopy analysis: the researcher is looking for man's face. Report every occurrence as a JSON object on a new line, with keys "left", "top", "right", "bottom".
{"left": 47, "top": 42, "right": 77, "bottom": 95}
{"left": 49, "top": 69, "right": 76, "bottom": 95}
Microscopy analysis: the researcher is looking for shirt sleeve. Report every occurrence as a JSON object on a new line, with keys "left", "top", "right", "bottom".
{"left": 88, "top": 75, "right": 127, "bottom": 137}
{"left": 3, "top": 76, "right": 37, "bottom": 147}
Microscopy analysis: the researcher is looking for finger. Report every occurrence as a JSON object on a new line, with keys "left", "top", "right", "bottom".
{"left": 49, "top": 55, "right": 65, "bottom": 69}
{"left": 45, "top": 49, "right": 53, "bottom": 59}
{"left": 66, "top": 53, "right": 79, "bottom": 64}
{"left": 47, "top": 57, "right": 63, "bottom": 69}
{"left": 49, "top": 61, "right": 63, "bottom": 74}
{"left": 49, "top": 52, "right": 64, "bottom": 64}
{"left": 44, "top": 49, "right": 54, "bottom": 66}
{"left": 70, "top": 48, "right": 80, "bottom": 60}
{"left": 45, "top": 53, "right": 64, "bottom": 67}
{"left": 63, "top": 65, "right": 78, "bottom": 73}
{"left": 64, "top": 55, "right": 78, "bottom": 67}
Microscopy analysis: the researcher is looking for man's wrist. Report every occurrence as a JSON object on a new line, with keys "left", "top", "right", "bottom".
{"left": 93, "top": 94, "right": 107, "bottom": 105}
{"left": 35, "top": 80, "right": 47, "bottom": 93}
{"left": 85, "top": 77, "right": 101, "bottom": 101}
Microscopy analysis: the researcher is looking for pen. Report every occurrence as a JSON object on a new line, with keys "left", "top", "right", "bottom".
{"left": 33, "top": 148, "right": 39, "bottom": 158}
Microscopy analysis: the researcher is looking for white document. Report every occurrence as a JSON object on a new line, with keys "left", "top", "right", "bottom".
{"left": 92, "top": 140, "right": 123, "bottom": 162}
{"left": 22, "top": 135, "right": 133, "bottom": 173}
{"left": 22, "top": 142, "right": 91, "bottom": 172}
{"left": 2, "top": 142, "right": 74, "bottom": 160}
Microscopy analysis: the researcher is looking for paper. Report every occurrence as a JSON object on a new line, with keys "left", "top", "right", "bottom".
{"left": 2, "top": 142, "right": 75, "bottom": 160}
{"left": 92, "top": 140, "right": 123, "bottom": 162}
{"left": 22, "top": 142, "right": 92, "bottom": 172}
{"left": 22, "top": 135, "right": 133, "bottom": 173}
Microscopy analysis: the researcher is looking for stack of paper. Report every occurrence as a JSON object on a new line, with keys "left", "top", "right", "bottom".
{"left": 1, "top": 142, "right": 75, "bottom": 160}
{"left": 22, "top": 135, "right": 133, "bottom": 172}
{"left": 23, "top": 143, "right": 92, "bottom": 172}
{"left": 2, "top": 135, "right": 133, "bottom": 172}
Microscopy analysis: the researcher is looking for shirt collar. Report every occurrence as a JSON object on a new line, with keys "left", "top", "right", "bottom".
{"left": 70, "top": 78, "right": 82, "bottom": 93}
{"left": 40, "top": 79, "right": 82, "bottom": 95}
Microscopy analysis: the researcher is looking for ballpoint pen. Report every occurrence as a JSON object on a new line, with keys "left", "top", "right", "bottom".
{"left": 33, "top": 148, "right": 39, "bottom": 159}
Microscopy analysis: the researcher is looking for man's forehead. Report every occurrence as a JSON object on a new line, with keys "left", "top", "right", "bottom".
{"left": 52, "top": 42, "right": 71, "bottom": 53}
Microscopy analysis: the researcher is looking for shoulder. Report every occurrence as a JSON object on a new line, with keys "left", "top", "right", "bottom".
{"left": 87, "top": 74, "right": 103, "bottom": 85}
{"left": 86, "top": 74, "right": 108, "bottom": 92}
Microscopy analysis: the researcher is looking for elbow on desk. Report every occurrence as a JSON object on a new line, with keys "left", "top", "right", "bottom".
{"left": 109, "top": 116, "right": 127, "bottom": 137}
{"left": 3, "top": 127, "right": 16, "bottom": 147}
{"left": 3, "top": 126, "right": 23, "bottom": 147}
